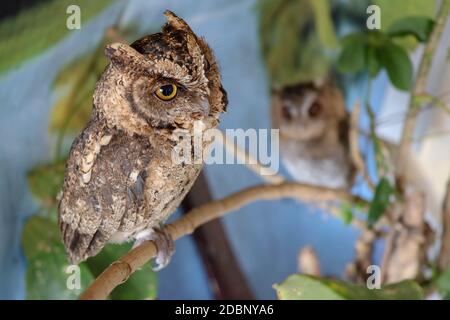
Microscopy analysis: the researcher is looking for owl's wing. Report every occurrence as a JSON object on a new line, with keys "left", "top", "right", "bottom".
{"left": 58, "top": 116, "right": 121, "bottom": 264}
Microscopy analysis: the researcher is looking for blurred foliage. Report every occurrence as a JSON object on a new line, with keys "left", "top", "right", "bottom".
{"left": 374, "top": 0, "right": 435, "bottom": 50}
{"left": 257, "top": 0, "right": 436, "bottom": 88}
{"left": 28, "top": 159, "right": 66, "bottom": 210}
{"left": 50, "top": 46, "right": 106, "bottom": 135}
{"left": 340, "top": 202, "right": 354, "bottom": 225}
{"left": 257, "top": 0, "right": 337, "bottom": 87}
{"left": 24, "top": 160, "right": 158, "bottom": 300}
{"left": 309, "top": 0, "right": 338, "bottom": 49}
{"left": 23, "top": 215, "right": 95, "bottom": 300}
{"left": 0, "top": 0, "right": 115, "bottom": 73}
{"left": 274, "top": 274, "right": 424, "bottom": 300}
{"left": 337, "top": 15, "right": 434, "bottom": 90}
{"left": 367, "top": 177, "right": 395, "bottom": 226}
{"left": 374, "top": 0, "right": 435, "bottom": 32}
{"left": 50, "top": 41, "right": 108, "bottom": 159}
{"left": 437, "top": 267, "right": 450, "bottom": 299}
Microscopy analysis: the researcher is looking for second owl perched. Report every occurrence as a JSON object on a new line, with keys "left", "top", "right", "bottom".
{"left": 272, "top": 82, "right": 355, "bottom": 189}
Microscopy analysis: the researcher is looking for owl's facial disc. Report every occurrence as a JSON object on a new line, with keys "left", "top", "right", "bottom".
{"left": 97, "top": 11, "right": 225, "bottom": 136}
{"left": 279, "top": 91, "right": 326, "bottom": 142}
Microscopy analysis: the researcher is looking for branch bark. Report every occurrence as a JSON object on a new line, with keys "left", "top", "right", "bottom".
{"left": 346, "top": 229, "right": 376, "bottom": 283}
{"left": 350, "top": 101, "right": 375, "bottom": 190}
{"left": 221, "top": 132, "right": 285, "bottom": 184}
{"left": 79, "top": 182, "right": 358, "bottom": 300}
{"left": 381, "top": 191, "right": 426, "bottom": 284}
{"left": 396, "top": 1, "right": 450, "bottom": 184}
{"left": 298, "top": 246, "right": 321, "bottom": 276}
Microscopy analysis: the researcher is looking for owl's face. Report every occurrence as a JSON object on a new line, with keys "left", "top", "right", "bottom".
{"left": 125, "top": 69, "right": 210, "bottom": 128}
{"left": 95, "top": 11, "right": 227, "bottom": 135}
{"left": 273, "top": 84, "right": 327, "bottom": 142}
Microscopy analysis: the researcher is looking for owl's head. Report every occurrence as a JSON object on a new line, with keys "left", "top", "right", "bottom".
{"left": 272, "top": 82, "right": 346, "bottom": 142}
{"left": 94, "top": 11, "right": 227, "bottom": 136}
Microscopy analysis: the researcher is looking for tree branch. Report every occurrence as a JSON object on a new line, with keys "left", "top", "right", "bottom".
{"left": 350, "top": 101, "right": 375, "bottom": 190}
{"left": 220, "top": 132, "right": 285, "bottom": 184}
{"left": 396, "top": 1, "right": 450, "bottom": 183}
{"left": 79, "top": 182, "right": 359, "bottom": 300}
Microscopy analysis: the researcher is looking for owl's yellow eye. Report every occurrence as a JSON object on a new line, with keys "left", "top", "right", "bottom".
{"left": 155, "top": 84, "right": 177, "bottom": 101}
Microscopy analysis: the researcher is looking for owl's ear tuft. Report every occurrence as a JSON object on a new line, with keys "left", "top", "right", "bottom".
{"left": 104, "top": 42, "right": 120, "bottom": 58}
{"left": 163, "top": 10, "right": 194, "bottom": 34}
{"left": 104, "top": 42, "right": 143, "bottom": 67}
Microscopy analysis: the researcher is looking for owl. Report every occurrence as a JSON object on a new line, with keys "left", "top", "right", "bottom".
{"left": 58, "top": 11, "right": 227, "bottom": 269}
{"left": 271, "top": 82, "right": 354, "bottom": 189}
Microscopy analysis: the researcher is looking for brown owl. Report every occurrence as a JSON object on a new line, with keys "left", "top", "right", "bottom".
{"left": 58, "top": 11, "right": 227, "bottom": 269}
{"left": 271, "top": 82, "right": 354, "bottom": 189}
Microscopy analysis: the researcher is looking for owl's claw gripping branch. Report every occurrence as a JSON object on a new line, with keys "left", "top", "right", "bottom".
{"left": 133, "top": 228, "right": 175, "bottom": 271}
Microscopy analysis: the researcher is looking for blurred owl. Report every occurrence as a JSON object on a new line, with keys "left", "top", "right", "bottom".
{"left": 58, "top": 11, "right": 227, "bottom": 269}
{"left": 271, "top": 82, "right": 354, "bottom": 189}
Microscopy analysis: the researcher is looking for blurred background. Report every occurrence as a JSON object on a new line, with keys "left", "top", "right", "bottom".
{"left": 0, "top": 0, "right": 449, "bottom": 300}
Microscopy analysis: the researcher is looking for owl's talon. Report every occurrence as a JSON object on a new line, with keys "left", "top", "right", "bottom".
{"left": 133, "top": 228, "right": 174, "bottom": 271}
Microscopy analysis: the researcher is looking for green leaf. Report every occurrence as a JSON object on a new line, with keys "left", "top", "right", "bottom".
{"left": 274, "top": 274, "right": 424, "bottom": 300}
{"left": 85, "top": 243, "right": 158, "bottom": 300}
{"left": 374, "top": 0, "right": 435, "bottom": 50}
{"left": 310, "top": 0, "right": 338, "bottom": 48}
{"left": 388, "top": 16, "right": 435, "bottom": 42}
{"left": 340, "top": 202, "right": 354, "bottom": 225}
{"left": 366, "top": 46, "right": 382, "bottom": 77}
{"left": 368, "top": 178, "right": 394, "bottom": 226}
{"left": 437, "top": 267, "right": 450, "bottom": 299}
{"left": 23, "top": 216, "right": 95, "bottom": 299}
{"left": 337, "top": 38, "right": 366, "bottom": 74}
{"left": 27, "top": 159, "right": 66, "bottom": 208}
{"left": 257, "top": 0, "right": 332, "bottom": 86}
{"left": 377, "top": 41, "right": 413, "bottom": 90}
{"left": 275, "top": 274, "right": 344, "bottom": 300}
{"left": 374, "top": 0, "right": 436, "bottom": 31}
{"left": 23, "top": 215, "right": 158, "bottom": 300}
{"left": 50, "top": 45, "right": 108, "bottom": 136}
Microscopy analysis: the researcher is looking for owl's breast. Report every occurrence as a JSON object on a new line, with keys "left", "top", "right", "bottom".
{"left": 94, "top": 132, "right": 201, "bottom": 237}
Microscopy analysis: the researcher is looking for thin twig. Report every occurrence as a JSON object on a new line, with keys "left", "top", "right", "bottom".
{"left": 350, "top": 101, "right": 375, "bottom": 190}
{"left": 79, "top": 182, "right": 359, "bottom": 300}
{"left": 220, "top": 132, "right": 285, "bottom": 184}
{"left": 298, "top": 246, "right": 321, "bottom": 276}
